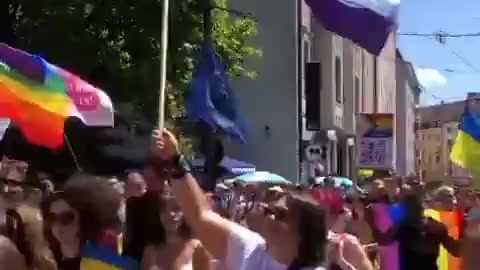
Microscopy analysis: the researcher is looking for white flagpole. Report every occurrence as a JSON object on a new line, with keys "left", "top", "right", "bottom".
{"left": 158, "top": 0, "right": 170, "bottom": 129}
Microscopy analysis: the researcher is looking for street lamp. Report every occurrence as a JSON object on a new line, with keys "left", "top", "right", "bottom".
{"left": 347, "top": 137, "right": 355, "bottom": 147}
{"left": 327, "top": 130, "right": 337, "bottom": 142}
{"left": 327, "top": 130, "right": 337, "bottom": 174}
{"left": 346, "top": 137, "right": 355, "bottom": 178}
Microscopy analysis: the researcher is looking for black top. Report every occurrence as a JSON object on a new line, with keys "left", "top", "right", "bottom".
{"left": 395, "top": 218, "right": 448, "bottom": 270}
{"left": 328, "top": 264, "right": 342, "bottom": 270}
{"left": 123, "top": 192, "right": 166, "bottom": 261}
{"left": 58, "top": 257, "right": 81, "bottom": 270}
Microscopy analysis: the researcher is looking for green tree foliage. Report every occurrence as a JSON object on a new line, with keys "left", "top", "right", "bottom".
{"left": 7, "top": 0, "right": 260, "bottom": 122}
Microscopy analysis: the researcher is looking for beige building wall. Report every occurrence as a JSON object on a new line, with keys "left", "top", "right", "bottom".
{"left": 417, "top": 128, "right": 443, "bottom": 182}
{"left": 376, "top": 33, "right": 397, "bottom": 114}
{"left": 417, "top": 122, "right": 472, "bottom": 184}
{"left": 360, "top": 51, "right": 376, "bottom": 114}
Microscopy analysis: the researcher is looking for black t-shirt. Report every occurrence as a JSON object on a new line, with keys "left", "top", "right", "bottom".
{"left": 395, "top": 218, "right": 448, "bottom": 270}
{"left": 58, "top": 257, "right": 81, "bottom": 270}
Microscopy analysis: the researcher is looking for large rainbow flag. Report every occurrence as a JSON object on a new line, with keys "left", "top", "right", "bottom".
{"left": 425, "top": 209, "right": 463, "bottom": 270}
{"left": 0, "top": 43, "right": 114, "bottom": 148}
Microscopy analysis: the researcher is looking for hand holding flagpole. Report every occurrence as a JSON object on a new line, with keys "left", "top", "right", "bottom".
{"left": 158, "top": 0, "right": 169, "bottom": 129}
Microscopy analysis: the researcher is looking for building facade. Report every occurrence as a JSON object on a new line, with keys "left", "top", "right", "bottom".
{"left": 396, "top": 50, "right": 421, "bottom": 176}
{"left": 416, "top": 101, "right": 474, "bottom": 185}
{"left": 225, "top": 0, "right": 397, "bottom": 182}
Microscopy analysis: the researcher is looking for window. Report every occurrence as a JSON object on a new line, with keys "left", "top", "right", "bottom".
{"left": 355, "top": 76, "right": 361, "bottom": 113}
{"left": 335, "top": 56, "right": 342, "bottom": 103}
{"left": 436, "top": 149, "right": 441, "bottom": 164}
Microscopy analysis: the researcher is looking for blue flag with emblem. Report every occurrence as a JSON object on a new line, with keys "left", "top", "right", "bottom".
{"left": 186, "top": 43, "right": 248, "bottom": 143}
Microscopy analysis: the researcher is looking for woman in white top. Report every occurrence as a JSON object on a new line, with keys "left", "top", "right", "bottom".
{"left": 150, "top": 129, "right": 327, "bottom": 270}
{"left": 142, "top": 190, "right": 212, "bottom": 270}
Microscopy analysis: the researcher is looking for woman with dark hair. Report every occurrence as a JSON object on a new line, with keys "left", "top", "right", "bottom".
{"left": 42, "top": 174, "right": 125, "bottom": 270}
{"left": 150, "top": 129, "right": 328, "bottom": 270}
{"left": 142, "top": 189, "right": 212, "bottom": 270}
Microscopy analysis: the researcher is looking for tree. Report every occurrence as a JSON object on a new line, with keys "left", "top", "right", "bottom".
{"left": 7, "top": 0, "right": 260, "bottom": 122}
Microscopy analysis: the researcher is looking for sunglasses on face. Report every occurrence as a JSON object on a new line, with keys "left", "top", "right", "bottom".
{"left": 263, "top": 206, "right": 288, "bottom": 221}
{"left": 47, "top": 211, "right": 76, "bottom": 226}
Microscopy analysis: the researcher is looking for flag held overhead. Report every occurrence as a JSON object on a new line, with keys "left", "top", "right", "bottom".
{"left": 305, "top": 0, "right": 400, "bottom": 55}
{"left": 450, "top": 106, "right": 480, "bottom": 179}
{"left": 0, "top": 44, "right": 114, "bottom": 148}
{"left": 186, "top": 43, "right": 248, "bottom": 143}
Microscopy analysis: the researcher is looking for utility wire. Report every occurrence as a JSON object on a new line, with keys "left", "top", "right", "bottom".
{"left": 423, "top": 36, "right": 480, "bottom": 73}
{"left": 399, "top": 32, "right": 480, "bottom": 38}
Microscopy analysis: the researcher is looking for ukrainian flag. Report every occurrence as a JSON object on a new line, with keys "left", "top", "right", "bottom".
{"left": 81, "top": 242, "right": 139, "bottom": 270}
{"left": 450, "top": 107, "right": 480, "bottom": 178}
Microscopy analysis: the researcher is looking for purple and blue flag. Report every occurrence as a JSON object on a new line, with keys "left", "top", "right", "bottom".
{"left": 305, "top": 0, "right": 400, "bottom": 55}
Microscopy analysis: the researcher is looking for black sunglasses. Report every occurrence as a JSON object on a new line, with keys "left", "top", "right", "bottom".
{"left": 263, "top": 206, "right": 288, "bottom": 221}
{"left": 47, "top": 211, "right": 76, "bottom": 226}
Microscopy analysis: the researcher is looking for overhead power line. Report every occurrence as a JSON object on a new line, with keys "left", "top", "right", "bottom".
{"left": 399, "top": 32, "right": 480, "bottom": 38}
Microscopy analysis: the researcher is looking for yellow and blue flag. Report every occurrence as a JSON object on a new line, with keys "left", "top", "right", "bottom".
{"left": 81, "top": 242, "right": 139, "bottom": 270}
{"left": 450, "top": 107, "right": 480, "bottom": 178}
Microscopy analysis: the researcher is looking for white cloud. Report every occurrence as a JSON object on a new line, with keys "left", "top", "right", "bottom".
{"left": 415, "top": 68, "right": 447, "bottom": 88}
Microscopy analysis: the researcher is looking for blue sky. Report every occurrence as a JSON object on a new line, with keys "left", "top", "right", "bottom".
{"left": 398, "top": 0, "right": 480, "bottom": 105}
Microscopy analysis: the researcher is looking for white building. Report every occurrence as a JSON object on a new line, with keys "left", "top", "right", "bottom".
{"left": 225, "top": 0, "right": 398, "bottom": 182}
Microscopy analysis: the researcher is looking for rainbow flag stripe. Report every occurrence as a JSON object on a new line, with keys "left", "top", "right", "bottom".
{"left": 0, "top": 43, "right": 113, "bottom": 148}
{"left": 81, "top": 243, "right": 139, "bottom": 270}
{"left": 424, "top": 209, "right": 463, "bottom": 270}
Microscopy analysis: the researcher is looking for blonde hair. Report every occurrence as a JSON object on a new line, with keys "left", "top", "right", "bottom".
{"left": 434, "top": 186, "right": 455, "bottom": 199}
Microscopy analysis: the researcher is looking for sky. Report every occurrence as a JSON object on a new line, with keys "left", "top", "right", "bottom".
{"left": 398, "top": 0, "right": 480, "bottom": 105}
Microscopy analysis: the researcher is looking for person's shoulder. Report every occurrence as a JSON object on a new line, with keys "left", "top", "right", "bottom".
{"left": 190, "top": 239, "right": 204, "bottom": 250}
{"left": 229, "top": 221, "right": 265, "bottom": 245}
{"left": 427, "top": 217, "right": 446, "bottom": 227}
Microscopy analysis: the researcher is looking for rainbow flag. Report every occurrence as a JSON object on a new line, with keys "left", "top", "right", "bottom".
{"left": 372, "top": 203, "right": 400, "bottom": 270}
{"left": 0, "top": 43, "right": 114, "bottom": 148}
{"left": 81, "top": 242, "right": 139, "bottom": 270}
{"left": 424, "top": 209, "right": 463, "bottom": 270}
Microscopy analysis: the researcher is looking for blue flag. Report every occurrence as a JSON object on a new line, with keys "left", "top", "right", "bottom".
{"left": 187, "top": 44, "right": 248, "bottom": 143}
{"left": 305, "top": 0, "right": 400, "bottom": 56}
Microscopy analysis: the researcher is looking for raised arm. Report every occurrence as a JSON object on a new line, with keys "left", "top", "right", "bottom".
{"left": 150, "top": 129, "right": 234, "bottom": 261}
{"left": 440, "top": 224, "right": 462, "bottom": 257}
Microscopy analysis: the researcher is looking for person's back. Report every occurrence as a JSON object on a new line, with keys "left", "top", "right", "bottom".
{"left": 396, "top": 218, "right": 444, "bottom": 270}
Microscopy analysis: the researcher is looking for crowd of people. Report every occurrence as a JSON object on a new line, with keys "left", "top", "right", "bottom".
{"left": 0, "top": 129, "right": 479, "bottom": 270}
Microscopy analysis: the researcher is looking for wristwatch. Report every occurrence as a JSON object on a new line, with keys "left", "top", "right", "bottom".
{"left": 168, "top": 154, "right": 191, "bottom": 179}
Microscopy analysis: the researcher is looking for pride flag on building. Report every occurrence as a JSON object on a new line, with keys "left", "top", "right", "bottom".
{"left": 305, "top": 0, "right": 400, "bottom": 55}
{"left": 450, "top": 106, "right": 480, "bottom": 179}
{"left": 0, "top": 43, "right": 114, "bottom": 149}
